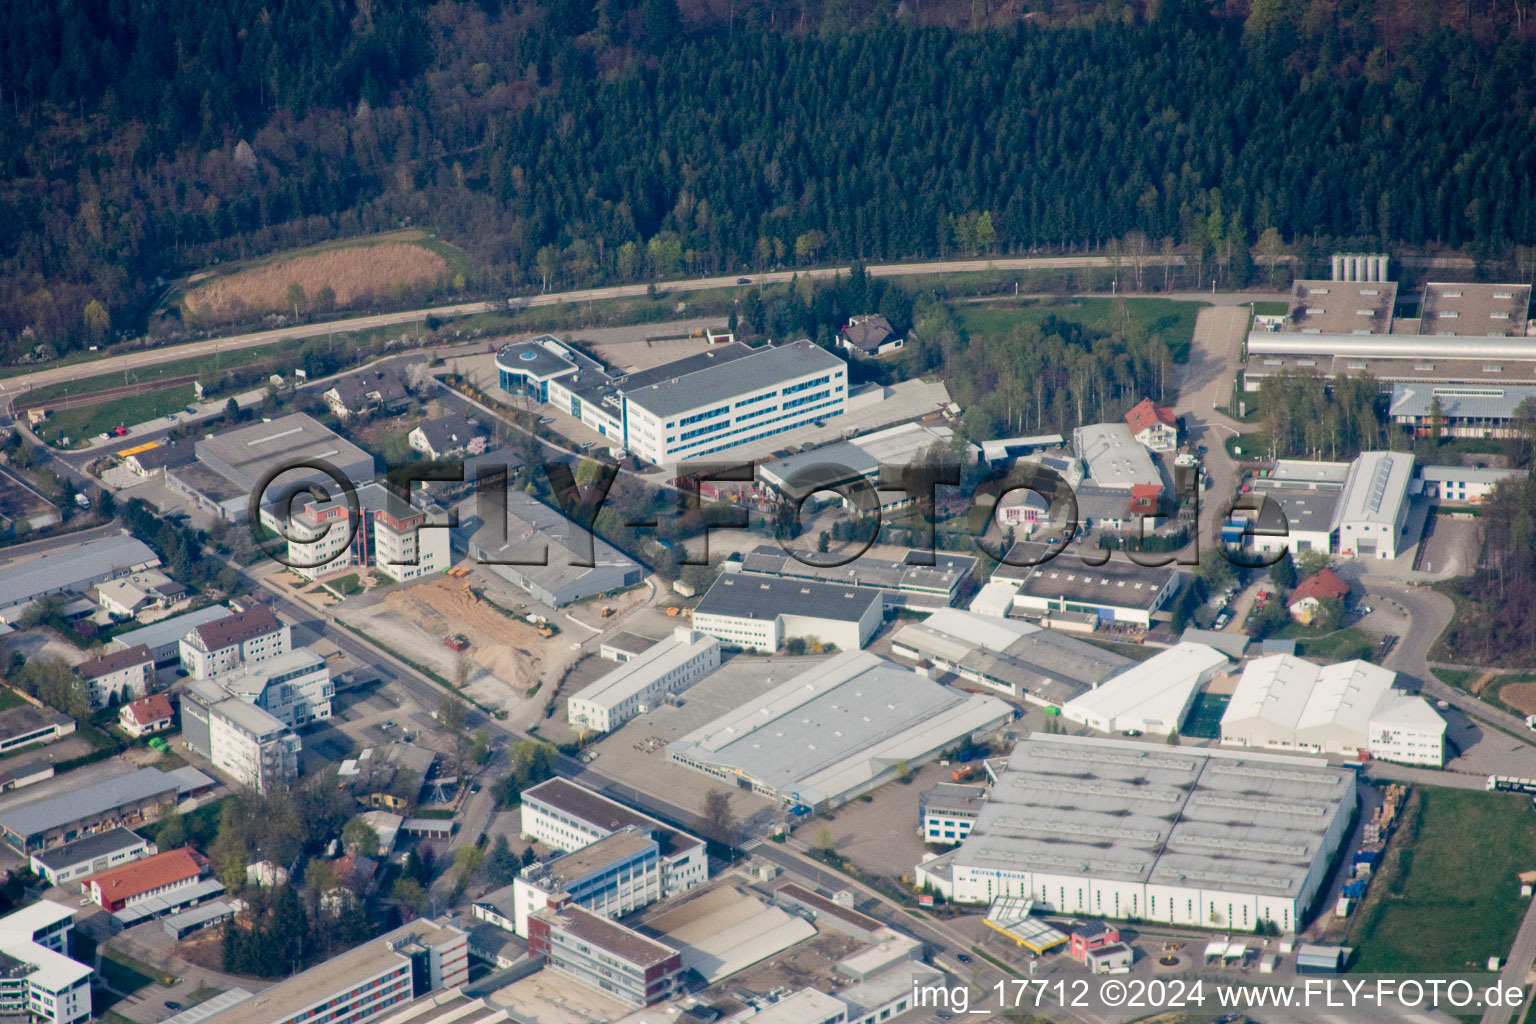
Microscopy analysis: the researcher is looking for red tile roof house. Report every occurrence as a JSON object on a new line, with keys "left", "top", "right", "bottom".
{"left": 83, "top": 848, "right": 207, "bottom": 913}
{"left": 1288, "top": 568, "right": 1350, "bottom": 625}
{"left": 118, "top": 694, "right": 175, "bottom": 738}
{"left": 1124, "top": 398, "right": 1178, "bottom": 452}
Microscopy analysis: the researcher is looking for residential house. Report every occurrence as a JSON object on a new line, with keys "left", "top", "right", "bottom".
{"left": 94, "top": 571, "right": 189, "bottom": 621}
{"left": 1288, "top": 569, "right": 1349, "bottom": 625}
{"left": 1124, "top": 398, "right": 1178, "bottom": 452}
{"left": 119, "top": 694, "right": 176, "bottom": 738}
{"left": 407, "top": 416, "right": 488, "bottom": 460}
{"left": 837, "top": 315, "right": 904, "bottom": 358}
{"left": 322, "top": 369, "right": 410, "bottom": 420}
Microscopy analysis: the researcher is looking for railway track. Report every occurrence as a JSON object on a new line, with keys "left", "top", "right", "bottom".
{"left": 17, "top": 374, "right": 198, "bottom": 413}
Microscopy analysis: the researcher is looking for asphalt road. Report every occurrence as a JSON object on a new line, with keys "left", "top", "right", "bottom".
{"left": 0, "top": 253, "right": 1191, "bottom": 414}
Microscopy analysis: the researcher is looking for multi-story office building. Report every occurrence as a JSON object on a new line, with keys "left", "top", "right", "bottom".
{"left": 494, "top": 336, "right": 849, "bottom": 466}
{"left": 182, "top": 920, "right": 468, "bottom": 1024}
{"left": 273, "top": 483, "right": 452, "bottom": 584}
{"left": 179, "top": 606, "right": 291, "bottom": 679}
{"left": 525, "top": 904, "right": 684, "bottom": 1007}
{"left": 211, "top": 649, "right": 333, "bottom": 728}
{"left": 0, "top": 902, "right": 93, "bottom": 1024}
{"left": 517, "top": 778, "right": 707, "bottom": 898}
{"left": 565, "top": 628, "right": 720, "bottom": 733}
{"left": 476, "top": 827, "right": 662, "bottom": 937}
{"left": 182, "top": 680, "right": 300, "bottom": 794}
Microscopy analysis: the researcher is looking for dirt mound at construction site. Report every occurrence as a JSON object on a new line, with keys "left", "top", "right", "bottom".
{"left": 382, "top": 578, "right": 542, "bottom": 688}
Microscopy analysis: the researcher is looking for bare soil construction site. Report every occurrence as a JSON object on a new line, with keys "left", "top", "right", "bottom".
{"left": 339, "top": 575, "right": 562, "bottom": 710}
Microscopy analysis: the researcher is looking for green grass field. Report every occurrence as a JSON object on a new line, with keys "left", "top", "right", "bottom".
{"left": 1250, "top": 301, "right": 1288, "bottom": 316}
{"left": 1432, "top": 668, "right": 1480, "bottom": 689}
{"left": 957, "top": 297, "right": 1206, "bottom": 361}
{"left": 35, "top": 384, "right": 195, "bottom": 448}
{"left": 1348, "top": 787, "right": 1536, "bottom": 973}
{"left": 0, "top": 688, "right": 28, "bottom": 712}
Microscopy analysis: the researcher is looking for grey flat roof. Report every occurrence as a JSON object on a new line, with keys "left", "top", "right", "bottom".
{"left": 461, "top": 492, "right": 640, "bottom": 597}
{"left": 0, "top": 705, "right": 73, "bottom": 741}
{"left": 695, "top": 574, "right": 881, "bottom": 623}
{"left": 30, "top": 827, "right": 146, "bottom": 869}
{"left": 622, "top": 340, "right": 845, "bottom": 419}
{"left": 1389, "top": 383, "right": 1536, "bottom": 421}
{"left": 0, "top": 768, "right": 179, "bottom": 839}
{"left": 738, "top": 545, "right": 974, "bottom": 597}
{"left": 1420, "top": 465, "right": 1525, "bottom": 484}
{"left": 1251, "top": 488, "right": 1340, "bottom": 536}
{"left": 0, "top": 536, "right": 160, "bottom": 608}
{"left": 199, "top": 920, "right": 464, "bottom": 1024}
{"left": 1248, "top": 350, "right": 1536, "bottom": 388}
{"left": 755, "top": 442, "right": 880, "bottom": 493}
{"left": 194, "top": 413, "right": 372, "bottom": 492}
{"left": 1249, "top": 331, "right": 1536, "bottom": 360}
{"left": 952, "top": 735, "right": 1355, "bottom": 896}
{"left": 993, "top": 542, "right": 1180, "bottom": 593}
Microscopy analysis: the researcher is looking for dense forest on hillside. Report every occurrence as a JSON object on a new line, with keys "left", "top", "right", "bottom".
{"left": 5, "top": 0, "right": 1536, "bottom": 361}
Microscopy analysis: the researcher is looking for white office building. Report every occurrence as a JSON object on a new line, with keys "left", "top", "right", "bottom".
{"left": 922, "top": 735, "right": 1356, "bottom": 934}
{"left": 692, "top": 575, "right": 882, "bottom": 653}
{"left": 1419, "top": 465, "right": 1525, "bottom": 504}
{"left": 0, "top": 902, "right": 93, "bottom": 1024}
{"left": 210, "top": 648, "right": 333, "bottom": 728}
{"left": 1365, "top": 694, "right": 1448, "bottom": 768}
{"left": 1060, "top": 642, "right": 1229, "bottom": 736}
{"left": 495, "top": 336, "right": 848, "bottom": 466}
{"left": 518, "top": 778, "right": 708, "bottom": 898}
{"left": 566, "top": 628, "right": 719, "bottom": 733}
{"left": 1220, "top": 655, "right": 1445, "bottom": 766}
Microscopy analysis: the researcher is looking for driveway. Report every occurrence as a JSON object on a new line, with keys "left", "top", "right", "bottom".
{"left": 1171, "top": 305, "right": 1251, "bottom": 553}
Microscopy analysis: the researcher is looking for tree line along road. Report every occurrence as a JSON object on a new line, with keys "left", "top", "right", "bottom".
{"left": 0, "top": 253, "right": 1190, "bottom": 413}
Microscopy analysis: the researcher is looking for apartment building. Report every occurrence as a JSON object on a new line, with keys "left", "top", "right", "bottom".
{"left": 211, "top": 649, "right": 333, "bottom": 728}
{"left": 179, "top": 606, "right": 291, "bottom": 679}
{"left": 273, "top": 483, "right": 451, "bottom": 584}
{"left": 182, "top": 680, "right": 300, "bottom": 793}
{"left": 518, "top": 778, "right": 707, "bottom": 898}
{"left": 75, "top": 644, "right": 154, "bottom": 709}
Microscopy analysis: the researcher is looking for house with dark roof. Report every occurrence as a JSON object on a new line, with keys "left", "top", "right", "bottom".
{"left": 407, "top": 415, "right": 488, "bottom": 459}
{"left": 122, "top": 441, "right": 196, "bottom": 479}
{"left": 1288, "top": 569, "right": 1350, "bottom": 625}
{"left": 322, "top": 369, "right": 410, "bottom": 420}
{"left": 1124, "top": 398, "right": 1178, "bottom": 452}
{"left": 76, "top": 644, "right": 154, "bottom": 709}
{"left": 837, "top": 315, "right": 904, "bottom": 358}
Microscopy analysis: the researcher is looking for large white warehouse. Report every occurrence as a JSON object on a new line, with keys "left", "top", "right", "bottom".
{"left": 666, "top": 651, "right": 1012, "bottom": 810}
{"left": 1060, "top": 642, "right": 1230, "bottom": 736}
{"left": 919, "top": 735, "right": 1357, "bottom": 934}
{"left": 1220, "top": 655, "right": 1445, "bottom": 767}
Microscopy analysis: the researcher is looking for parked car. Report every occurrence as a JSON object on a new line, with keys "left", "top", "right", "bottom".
{"left": 1214, "top": 613, "right": 1231, "bottom": 629}
{"left": 166, "top": 1002, "right": 183, "bottom": 1012}
{"left": 736, "top": 277, "right": 752, "bottom": 285}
